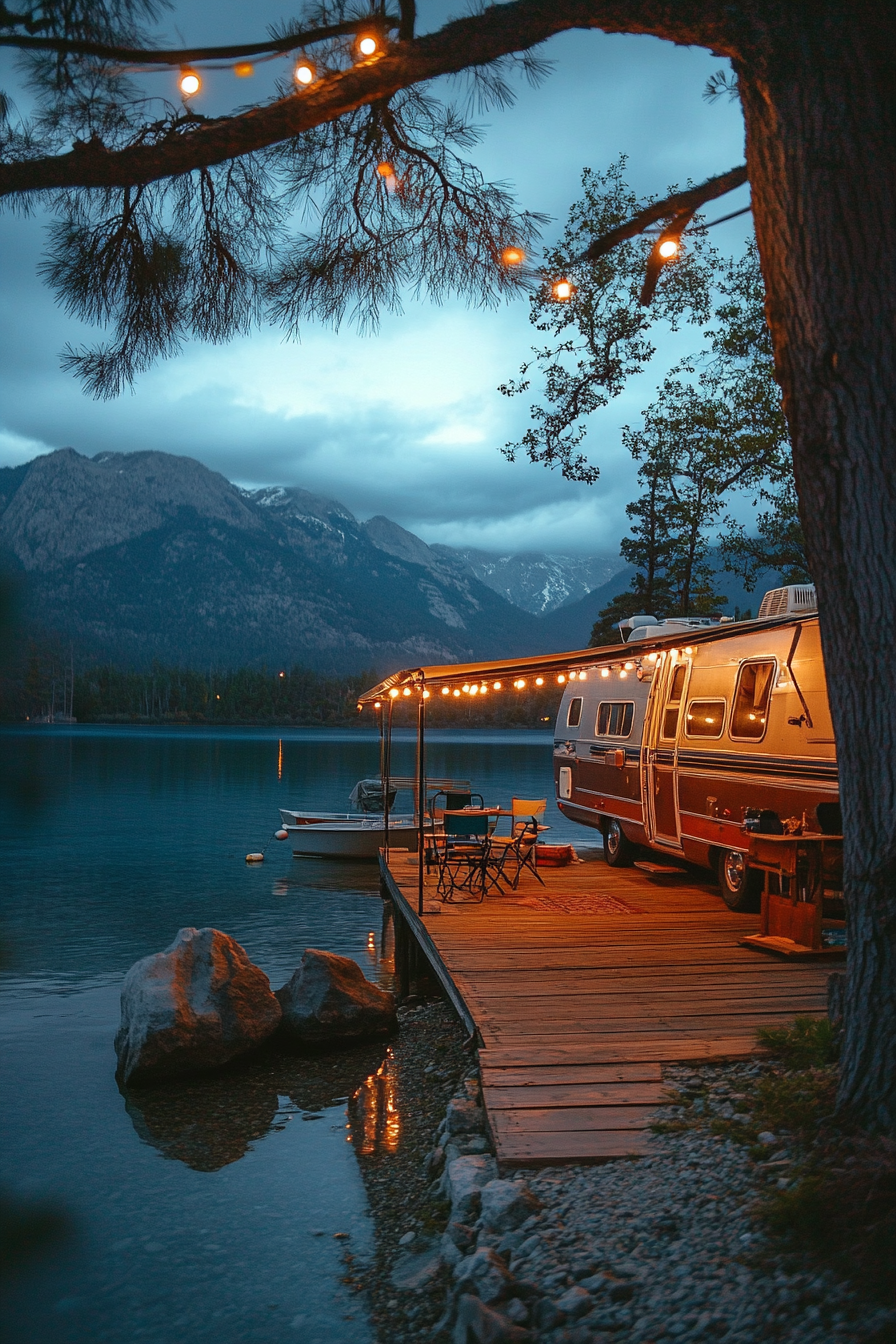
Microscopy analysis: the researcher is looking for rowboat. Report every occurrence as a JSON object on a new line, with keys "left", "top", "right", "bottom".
{"left": 277, "top": 776, "right": 471, "bottom": 860}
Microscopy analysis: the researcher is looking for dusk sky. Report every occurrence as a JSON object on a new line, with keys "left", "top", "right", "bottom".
{"left": 0, "top": 2, "right": 751, "bottom": 556}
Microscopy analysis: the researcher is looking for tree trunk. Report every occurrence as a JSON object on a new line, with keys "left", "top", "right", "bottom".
{"left": 738, "top": 2, "right": 896, "bottom": 1126}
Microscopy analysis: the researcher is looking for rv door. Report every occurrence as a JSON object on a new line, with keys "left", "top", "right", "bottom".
{"left": 646, "top": 655, "right": 690, "bottom": 847}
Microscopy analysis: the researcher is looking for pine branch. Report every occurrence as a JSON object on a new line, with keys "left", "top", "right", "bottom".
{"left": 0, "top": 1, "right": 738, "bottom": 198}
{"left": 0, "top": 17, "right": 400, "bottom": 65}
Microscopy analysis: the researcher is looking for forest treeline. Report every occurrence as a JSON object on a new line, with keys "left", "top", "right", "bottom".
{"left": 1, "top": 649, "right": 563, "bottom": 729}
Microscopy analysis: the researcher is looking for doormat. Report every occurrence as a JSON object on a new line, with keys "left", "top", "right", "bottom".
{"left": 500, "top": 891, "right": 644, "bottom": 915}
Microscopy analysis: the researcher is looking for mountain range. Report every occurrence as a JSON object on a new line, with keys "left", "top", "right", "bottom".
{"left": 0, "top": 449, "right": 630, "bottom": 673}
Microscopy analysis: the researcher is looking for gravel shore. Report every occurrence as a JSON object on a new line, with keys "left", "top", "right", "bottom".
{"left": 353, "top": 1004, "right": 895, "bottom": 1344}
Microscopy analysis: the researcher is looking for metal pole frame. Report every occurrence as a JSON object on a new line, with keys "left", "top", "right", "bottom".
{"left": 384, "top": 695, "right": 393, "bottom": 861}
{"left": 417, "top": 681, "right": 426, "bottom": 916}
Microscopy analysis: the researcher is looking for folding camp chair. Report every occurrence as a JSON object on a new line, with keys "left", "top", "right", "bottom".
{"left": 437, "top": 812, "right": 491, "bottom": 903}
{"left": 486, "top": 798, "right": 550, "bottom": 890}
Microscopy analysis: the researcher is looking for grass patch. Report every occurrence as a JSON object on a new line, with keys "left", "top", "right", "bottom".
{"left": 752, "top": 1020, "right": 896, "bottom": 1306}
{"left": 757, "top": 1016, "right": 840, "bottom": 1069}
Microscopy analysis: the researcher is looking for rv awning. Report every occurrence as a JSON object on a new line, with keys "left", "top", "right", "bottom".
{"left": 356, "top": 611, "right": 810, "bottom": 706}
{"left": 357, "top": 642, "right": 641, "bottom": 705}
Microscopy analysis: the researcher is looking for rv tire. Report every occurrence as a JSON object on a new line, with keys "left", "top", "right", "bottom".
{"left": 604, "top": 818, "right": 635, "bottom": 868}
{"left": 716, "top": 848, "right": 762, "bottom": 912}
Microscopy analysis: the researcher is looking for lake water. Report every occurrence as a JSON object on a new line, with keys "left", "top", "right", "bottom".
{"left": 0, "top": 726, "right": 584, "bottom": 1343}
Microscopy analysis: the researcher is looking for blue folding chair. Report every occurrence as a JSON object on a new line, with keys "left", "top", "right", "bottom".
{"left": 437, "top": 813, "right": 491, "bottom": 903}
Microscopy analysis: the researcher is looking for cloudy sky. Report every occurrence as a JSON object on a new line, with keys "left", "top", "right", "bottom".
{"left": 0, "top": 2, "right": 750, "bottom": 556}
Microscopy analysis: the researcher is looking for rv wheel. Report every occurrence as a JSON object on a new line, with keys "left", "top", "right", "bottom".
{"left": 717, "top": 849, "right": 761, "bottom": 911}
{"left": 604, "top": 818, "right": 635, "bottom": 867}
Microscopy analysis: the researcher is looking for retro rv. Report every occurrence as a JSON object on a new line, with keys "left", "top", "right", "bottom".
{"left": 553, "top": 585, "right": 839, "bottom": 909}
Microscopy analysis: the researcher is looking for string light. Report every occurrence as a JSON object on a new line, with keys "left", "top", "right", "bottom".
{"left": 452, "top": 689, "right": 461, "bottom": 698}
{"left": 501, "top": 246, "right": 525, "bottom": 266}
{"left": 422, "top": 689, "right": 430, "bottom": 699}
{"left": 234, "top": 61, "right": 254, "bottom": 77}
{"left": 441, "top": 686, "right": 450, "bottom": 696}
{"left": 294, "top": 59, "right": 315, "bottom": 84}
{"left": 552, "top": 279, "right": 573, "bottom": 301}
{"left": 462, "top": 683, "right": 470, "bottom": 694}
{"left": 357, "top": 35, "right": 378, "bottom": 56}
{"left": 480, "top": 684, "right": 488, "bottom": 694}
{"left": 684, "top": 646, "right": 694, "bottom": 655}
{"left": 557, "top": 674, "right": 566, "bottom": 684}
{"left": 535, "top": 677, "right": 544, "bottom": 686}
{"left": 374, "top": 700, "right": 382, "bottom": 709}
{"left": 493, "top": 681, "right": 502, "bottom": 691}
{"left": 389, "top": 688, "right": 399, "bottom": 699}
{"left": 601, "top": 668, "right": 610, "bottom": 678}
{"left": 624, "top": 662, "right": 634, "bottom": 671}
{"left": 402, "top": 687, "right": 411, "bottom": 697}
{"left": 179, "top": 69, "right": 201, "bottom": 96}
{"left": 579, "top": 672, "right": 588, "bottom": 681}
{"left": 470, "top": 684, "right": 478, "bottom": 696}
{"left": 658, "top": 238, "right": 680, "bottom": 260}
{"left": 619, "top": 670, "right": 628, "bottom": 679}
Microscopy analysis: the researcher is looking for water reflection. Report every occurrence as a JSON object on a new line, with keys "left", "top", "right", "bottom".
{"left": 351, "top": 1050, "right": 401, "bottom": 1157}
{"left": 123, "top": 1040, "right": 393, "bottom": 1172}
{"left": 125, "top": 1037, "right": 392, "bottom": 1177}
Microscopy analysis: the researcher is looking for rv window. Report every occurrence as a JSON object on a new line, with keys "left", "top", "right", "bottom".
{"left": 661, "top": 664, "right": 688, "bottom": 738}
{"left": 685, "top": 700, "right": 726, "bottom": 738}
{"left": 596, "top": 701, "right": 635, "bottom": 737}
{"left": 731, "top": 660, "right": 775, "bottom": 739}
{"left": 566, "top": 697, "right": 583, "bottom": 728}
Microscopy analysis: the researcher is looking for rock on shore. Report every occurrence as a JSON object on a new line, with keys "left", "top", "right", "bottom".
{"left": 115, "top": 927, "right": 281, "bottom": 1085}
{"left": 276, "top": 948, "right": 397, "bottom": 1044}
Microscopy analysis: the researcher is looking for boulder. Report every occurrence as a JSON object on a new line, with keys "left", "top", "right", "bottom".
{"left": 390, "top": 1244, "right": 442, "bottom": 1292}
{"left": 445, "top": 1096, "right": 487, "bottom": 1135}
{"left": 446, "top": 1154, "right": 499, "bottom": 1221}
{"left": 115, "top": 927, "right": 281, "bottom": 1085}
{"left": 480, "top": 1180, "right": 541, "bottom": 1233}
{"left": 454, "top": 1247, "right": 515, "bottom": 1304}
{"left": 555, "top": 1284, "right": 593, "bottom": 1319}
{"left": 453, "top": 1295, "right": 532, "bottom": 1344}
{"left": 275, "top": 949, "right": 397, "bottom": 1044}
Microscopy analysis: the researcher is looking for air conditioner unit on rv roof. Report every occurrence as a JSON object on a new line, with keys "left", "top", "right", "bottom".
{"left": 757, "top": 584, "right": 817, "bottom": 618}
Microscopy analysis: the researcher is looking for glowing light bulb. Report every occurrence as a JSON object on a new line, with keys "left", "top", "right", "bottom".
{"left": 493, "top": 681, "right": 502, "bottom": 691}
{"left": 568, "top": 672, "right": 577, "bottom": 681}
{"left": 402, "top": 687, "right": 411, "bottom": 697}
{"left": 470, "top": 685, "right": 478, "bottom": 696}
{"left": 441, "top": 687, "right": 450, "bottom": 696}
{"left": 422, "top": 689, "right": 430, "bottom": 699}
{"left": 358, "top": 35, "right": 378, "bottom": 55}
{"left": 647, "top": 653, "right": 658, "bottom": 663}
{"left": 234, "top": 61, "right": 254, "bottom": 77}
{"left": 619, "top": 670, "right": 628, "bottom": 679}
{"left": 480, "top": 684, "right": 488, "bottom": 694}
{"left": 670, "top": 649, "right": 679, "bottom": 660}
{"left": 624, "top": 662, "right": 634, "bottom": 671}
{"left": 535, "top": 677, "right": 544, "bottom": 686}
{"left": 377, "top": 160, "right": 394, "bottom": 177}
{"left": 501, "top": 246, "right": 525, "bottom": 266}
{"left": 579, "top": 672, "right": 588, "bottom": 681}
{"left": 294, "top": 60, "right": 315, "bottom": 84}
{"left": 517, "top": 679, "right": 526, "bottom": 689}
{"left": 179, "top": 70, "right": 201, "bottom": 96}
{"left": 462, "top": 683, "right": 470, "bottom": 694}
{"left": 552, "top": 279, "right": 573, "bottom": 301}
{"left": 684, "top": 646, "right": 693, "bottom": 655}
{"left": 389, "top": 688, "right": 399, "bottom": 699}
{"left": 658, "top": 238, "right": 679, "bottom": 260}
{"left": 374, "top": 700, "right": 382, "bottom": 709}
{"left": 453, "top": 689, "right": 461, "bottom": 698}
{"left": 557, "top": 674, "right": 566, "bottom": 684}
{"left": 601, "top": 668, "right": 610, "bottom": 679}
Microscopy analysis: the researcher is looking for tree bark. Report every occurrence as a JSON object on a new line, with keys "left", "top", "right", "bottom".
{"left": 737, "top": 2, "right": 896, "bottom": 1126}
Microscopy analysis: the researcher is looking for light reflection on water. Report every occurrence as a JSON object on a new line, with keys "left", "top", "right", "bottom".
{"left": 0, "top": 725, "right": 570, "bottom": 1343}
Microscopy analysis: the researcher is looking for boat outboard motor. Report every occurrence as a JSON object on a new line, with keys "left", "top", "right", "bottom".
{"left": 349, "top": 779, "right": 397, "bottom": 812}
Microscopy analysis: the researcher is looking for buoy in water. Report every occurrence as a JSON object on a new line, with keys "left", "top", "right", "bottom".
{"left": 246, "top": 852, "right": 265, "bottom": 863}
{"left": 275, "top": 829, "right": 289, "bottom": 841}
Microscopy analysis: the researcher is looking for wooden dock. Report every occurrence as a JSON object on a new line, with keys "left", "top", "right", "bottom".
{"left": 379, "top": 848, "right": 832, "bottom": 1166}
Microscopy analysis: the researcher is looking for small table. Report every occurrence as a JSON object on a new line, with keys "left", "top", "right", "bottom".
{"left": 739, "top": 833, "right": 846, "bottom": 959}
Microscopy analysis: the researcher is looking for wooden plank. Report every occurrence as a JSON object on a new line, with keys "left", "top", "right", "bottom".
{"left": 480, "top": 1063, "right": 664, "bottom": 1086}
{"left": 483, "top": 1082, "right": 667, "bottom": 1108}
{"left": 481, "top": 1038, "right": 762, "bottom": 1066}
{"left": 495, "top": 1130, "right": 651, "bottom": 1163}
{"left": 491, "top": 1105, "right": 659, "bottom": 1133}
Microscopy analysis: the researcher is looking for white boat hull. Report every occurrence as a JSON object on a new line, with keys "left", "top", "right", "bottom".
{"left": 283, "top": 819, "right": 421, "bottom": 859}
